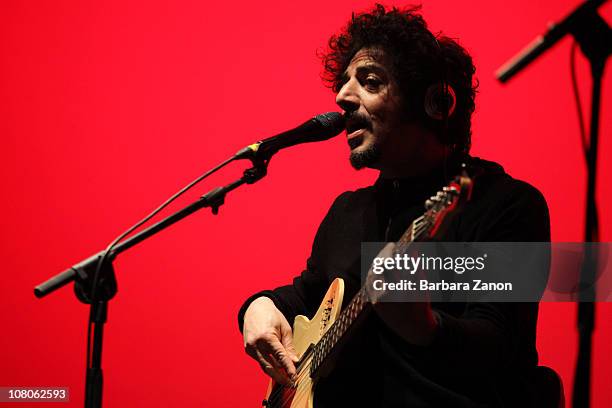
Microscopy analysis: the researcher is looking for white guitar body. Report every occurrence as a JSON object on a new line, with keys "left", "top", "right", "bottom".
{"left": 262, "top": 279, "right": 345, "bottom": 408}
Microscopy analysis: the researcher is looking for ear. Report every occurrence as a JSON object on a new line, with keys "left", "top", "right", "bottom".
{"left": 424, "top": 82, "right": 456, "bottom": 120}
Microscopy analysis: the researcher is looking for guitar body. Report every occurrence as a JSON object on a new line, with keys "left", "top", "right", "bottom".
{"left": 262, "top": 278, "right": 345, "bottom": 408}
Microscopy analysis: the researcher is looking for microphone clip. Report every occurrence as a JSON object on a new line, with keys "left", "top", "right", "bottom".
{"left": 233, "top": 142, "right": 270, "bottom": 183}
{"left": 243, "top": 161, "right": 268, "bottom": 185}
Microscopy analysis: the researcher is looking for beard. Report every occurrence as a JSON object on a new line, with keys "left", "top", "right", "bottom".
{"left": 349, "top": 142, "right": 381, "bottom": 170}
{"left": 345, "top": 111, "right": 378, "bottom": 169}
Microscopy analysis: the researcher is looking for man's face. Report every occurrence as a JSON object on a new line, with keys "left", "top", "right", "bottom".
{"left": 336, "top": 47, "right": 408, "bottom": 170}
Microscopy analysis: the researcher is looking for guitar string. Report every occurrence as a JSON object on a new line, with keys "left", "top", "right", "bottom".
{"left": 266, "top": 239, "right": 428, "bottom": 406}
{"left": 269, "top": 227, "right": 417, "bottom": 407}
{"left": 268, "top": 221, "right": 426, "bottom": 407}
{"left": 274, "top": 365, "right": 316, "bottom": 408}
{"left": 264, "top": 190, "right": 456, "bottom": 406}
{"left": 265, "top": 289, "right": 369, "bottom": 407}
{"left": 266, "top": 237, "right": 431, "bottom": 406}
{"left": 266, "top": 325, "right": 353, "bottom": 407}
{"left": 267, "top": 301, "right": 366, "bottom": 407}
{"left": 266, "top": 362, "right": 312, "bottom": 407}
{"left": 266, "top": 350, "right": 315, "bottom": 406}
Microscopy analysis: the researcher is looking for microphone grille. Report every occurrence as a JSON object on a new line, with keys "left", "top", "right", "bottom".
{"left": 314, "top": 112, "right": 345, "bottom": 134}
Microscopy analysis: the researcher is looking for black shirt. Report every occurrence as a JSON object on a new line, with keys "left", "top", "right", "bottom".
{"left": 238, "top": 156, "right": 550, "bottom": 407}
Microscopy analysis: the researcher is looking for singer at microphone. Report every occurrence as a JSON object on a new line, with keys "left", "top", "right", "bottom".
{"left": 239, "top": 4, "right": 552, "bottom": 408}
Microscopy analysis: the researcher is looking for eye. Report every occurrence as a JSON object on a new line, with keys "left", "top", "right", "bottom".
{"left": 363, "top": 76, "right": 383, "bottom": 91}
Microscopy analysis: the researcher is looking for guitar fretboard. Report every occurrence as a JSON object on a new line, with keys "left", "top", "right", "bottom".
{"left": 309, "top": 215, "right": 433, "bottom": 376}
{"left": 307, "top": 174, "right": 470, "bottom": 377}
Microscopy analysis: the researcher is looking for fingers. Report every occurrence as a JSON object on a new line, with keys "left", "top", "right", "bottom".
{"left": 257, "top": 335, "right": 297, "bottom": 382}
{"left": 279, "top": 321, "right": 299, "bottom": 364}
{"left": 255, "top": 348, "right": 293, "bottom": 386}
{"left": 244, "top": 334, "right": 297, "bottom": 386}
{"left": 242, "top": 299, "right": 298, "bottom": 386}
{"left": 245, "top": 342, "right": 286, "bottom": 384}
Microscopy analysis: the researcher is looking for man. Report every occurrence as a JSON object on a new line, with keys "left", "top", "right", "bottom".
{"left": 238, "top": 5, "right": 550, "bottom": 407}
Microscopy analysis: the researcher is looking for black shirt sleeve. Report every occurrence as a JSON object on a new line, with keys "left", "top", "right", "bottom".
{"left": 237, "top": 192, "right": 352, "bottom": 332}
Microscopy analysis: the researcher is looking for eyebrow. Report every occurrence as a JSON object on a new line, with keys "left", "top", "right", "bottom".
{"left": 345, "top": 63, "right": 388, "bottom": 79}
{"left": 339, "top": 63, "right": 388, "bottom": 87}
{"left": 357, "top": 64, "right": 387, "bottom": 78}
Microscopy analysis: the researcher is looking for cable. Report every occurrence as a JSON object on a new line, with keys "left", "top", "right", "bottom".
{"left": 85, "top": 154, "right": 237, "bottom": 371}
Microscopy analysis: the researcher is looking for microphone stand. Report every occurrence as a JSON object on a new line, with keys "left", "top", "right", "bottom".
{"left": 572, "top": 13, "right": 609, "bottom": 407}
{"left": 496, "top": 3, "right": 610, "bottom": 406}
{"left": 34, "top": 157, "right": 269, "bottom": 408}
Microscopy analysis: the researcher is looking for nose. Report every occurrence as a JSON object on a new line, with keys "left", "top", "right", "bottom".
{"left": 335, "top": 78, "right": 360, "bottom": 113}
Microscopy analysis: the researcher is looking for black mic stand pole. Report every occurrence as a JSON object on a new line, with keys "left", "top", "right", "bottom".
{"left": 34, "top": 158, "right": 269, "bottom": 408}
{"left": 496, "top": 3, "right": 610, "bottom": 406}
{"left": 572, "top": 12, "right": 609, "bottom": 407}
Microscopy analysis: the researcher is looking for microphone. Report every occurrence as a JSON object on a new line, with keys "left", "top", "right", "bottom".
{"left": 234, "top": 112, "right": 345, "bottom": 160}
{"left": 496, "top": 0, "right": 609, "bottom": 83}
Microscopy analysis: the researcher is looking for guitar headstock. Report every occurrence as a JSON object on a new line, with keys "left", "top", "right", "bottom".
{"left": 419, "top": 169, "right": 473, "bottom": 241}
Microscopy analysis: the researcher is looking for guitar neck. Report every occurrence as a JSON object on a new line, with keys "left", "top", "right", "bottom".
{"left": 308, "top": 171, "right": 471, "bottom": 378}
{"left": 309, "top": 284, "right": 369, "bottom": 376}
{"left": 309, "top": 216, "right": 429, "bottom": 376}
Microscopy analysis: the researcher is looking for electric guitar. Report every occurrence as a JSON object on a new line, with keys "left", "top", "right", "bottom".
{"left": 261, "top": 170, "right": 473, "bottom": 408}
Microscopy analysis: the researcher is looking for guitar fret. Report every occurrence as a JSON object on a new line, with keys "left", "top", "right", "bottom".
{"left": 310, "top": 170, "right": 471, "bottom": 378}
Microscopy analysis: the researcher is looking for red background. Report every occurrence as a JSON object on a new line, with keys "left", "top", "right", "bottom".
{"left": 1, "top": 0, "right": 611, "bottom": 406}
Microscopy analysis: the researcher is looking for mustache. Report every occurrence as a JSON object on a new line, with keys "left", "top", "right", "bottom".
{"left": 344, "top": 111, "right": 372, "bottom": 133}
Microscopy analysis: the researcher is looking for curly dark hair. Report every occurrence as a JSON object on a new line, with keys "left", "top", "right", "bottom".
{"left": 321, "top": 4, "right": 477, "bottom": 153}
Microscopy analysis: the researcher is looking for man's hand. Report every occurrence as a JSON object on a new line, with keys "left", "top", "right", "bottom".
{"left": 243, "top": 297, "right": 299, "bottom": 386}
